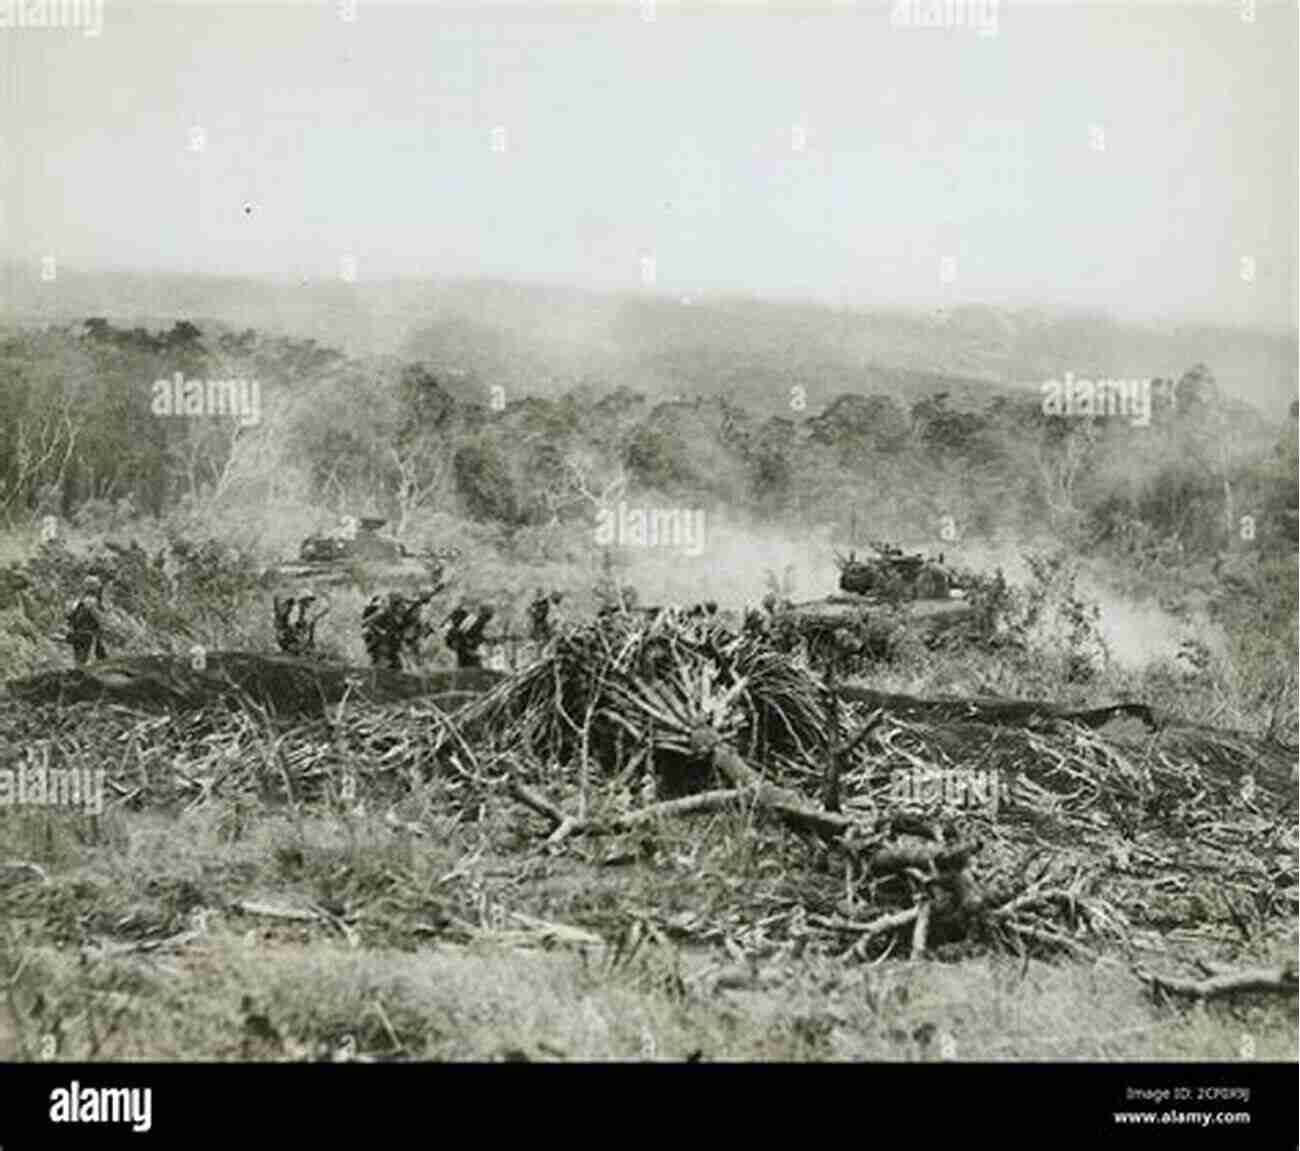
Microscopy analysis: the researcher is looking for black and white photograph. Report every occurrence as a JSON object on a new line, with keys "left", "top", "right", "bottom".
{"left": 0, "top": 0, "right": 1296, "bottom": 1135}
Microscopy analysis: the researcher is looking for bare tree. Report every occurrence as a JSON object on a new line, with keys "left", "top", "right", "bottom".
{"left": 563, "top": 452, "right": 628, "bottom": 516}
{"left": 391, "top": 438, "right": 453, "bottom": 536}
{"left": 1033, "top": 423, "right": 1097, "bottom": 528}
{"left": 0, "top": 396, "right": 81, "bottom": 518}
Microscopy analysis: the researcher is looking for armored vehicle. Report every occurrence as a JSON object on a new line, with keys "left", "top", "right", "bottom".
{"left": 268, "top": 516, "right": 458, "bottom": 593}
{"left": 776, "top": 542, "right": 976, "bottom": 669}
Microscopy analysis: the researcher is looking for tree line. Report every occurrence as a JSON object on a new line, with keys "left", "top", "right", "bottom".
{"left": 0, "top": 318, "right": 1295, "bottom": 566}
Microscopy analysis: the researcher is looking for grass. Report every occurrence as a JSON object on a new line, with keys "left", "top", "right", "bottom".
{"left": 3, "top": 802, "right": 1295, "bottom": 1063}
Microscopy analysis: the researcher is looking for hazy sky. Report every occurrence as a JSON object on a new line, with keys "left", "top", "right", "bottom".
{"left": 1, "top": 0, "right": 1295, "bottom": 326}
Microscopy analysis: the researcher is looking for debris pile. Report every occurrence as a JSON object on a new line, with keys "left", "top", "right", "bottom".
{"left": 2, "top": 612, "right": 1295, "bottom": 980}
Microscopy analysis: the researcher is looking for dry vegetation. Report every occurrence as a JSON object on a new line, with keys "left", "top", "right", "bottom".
{"left": 1, "top": 603, "right": 1296, "bottom": 1063}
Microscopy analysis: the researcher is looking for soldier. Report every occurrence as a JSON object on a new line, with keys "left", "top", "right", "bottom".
{"left": 361, "top": 591, "right": 406, "bottom": 669}
{"left": 274, "top": 588, "right": 329, "bottom": 656}
{"left": 66, "top": 575, "right": 107, "bottom": 665}
{"left": 395, "top": 587, "right": 441, "bottom": 668}
{"left": 273, "top": 594, "right": 296, "bottom": 652}
{"left": 528, "top": 588, "right": 562, "bottom": 643}
{"left": 697, "top": 608, "right": 726, "bottom": 665}
{"left": 444, "top": 605, "right": 469, "bottom": 645}
{"left": 762, "top": 593, "right": 800, "bottom": 654}
{"left": 446, "top": 604, "right": 494, "bottom": 669}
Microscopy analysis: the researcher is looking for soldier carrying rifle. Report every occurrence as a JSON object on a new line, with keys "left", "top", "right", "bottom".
{"left": 360, "top": 586, "right": 443, "bottom": 670}
{"left": 361, "top": 591, "right": 407, "bottom": 669}
{"left": 446, "top": 603, "right": 494, "bottom": 669}
{"left": 396, "top": 586, "right": 442, "bottom": 667}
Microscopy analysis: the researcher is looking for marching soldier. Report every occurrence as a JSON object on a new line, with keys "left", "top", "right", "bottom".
{"left": 396, "top": 587, "right": 441, "bottom": 668}
{"left": 361, "top": 591, "right": 407, "bottom": 669}
{"left": 273, "top": 594, "right": 296, "bottom": 652}
{"left": 444, "top": 605, "right": 469, "bottom": 644}
{"left": 66, "top": 575, "right": 108, "bottom": 665}
{"left": 446, "top": 604, "right": 494, "bottom": 669}
{"left": 762, "top": 592, "right": 800, "bottom": 654}
{"left": 528, "top": 589, "right": 562, "bottom": 643}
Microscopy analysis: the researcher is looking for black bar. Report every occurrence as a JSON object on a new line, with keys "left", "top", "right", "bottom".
{"left": 1, "top": 1062, "right": 1294, "bottom": 1146}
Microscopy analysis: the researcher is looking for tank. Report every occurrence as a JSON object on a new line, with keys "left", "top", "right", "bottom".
{"left": 267, "top": 516, "right": 459, "bottom": 593}
{"left": 776, "top": 541, "right": 976, "bottom": 668}
{"left": 837, "top": 541, "right": 960, "bottom": 601}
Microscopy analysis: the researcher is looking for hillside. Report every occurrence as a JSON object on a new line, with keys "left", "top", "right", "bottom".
{"left": 4, "top": 266, "right": 1295, "bottom": 416}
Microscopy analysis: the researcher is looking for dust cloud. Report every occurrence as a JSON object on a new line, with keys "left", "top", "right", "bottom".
{"left": 609, "top": 518, "right": 1215, "bottom": 669}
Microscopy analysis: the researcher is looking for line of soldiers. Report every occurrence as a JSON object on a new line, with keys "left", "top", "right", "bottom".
{"left": 597, "top": 599, "right": 719, "bottom": 625}
{"left": 54, "top": 572, "right": 754, "bottom": 674}
{"left": 269, "top": 583, "right": 521, "bottom": 670}
{"left": 360, "top": 591, "right": 494, "bottom": 670}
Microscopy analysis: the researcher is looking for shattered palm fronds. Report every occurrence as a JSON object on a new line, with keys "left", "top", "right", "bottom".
{"left": 453, "top": 613, "right": 1296, "bottom": 970}
{"left": 2, "top": 611, "right": 1295, "bottom": 984}
{"left": 459, "top": 615, "right": 827, "bottom": 781}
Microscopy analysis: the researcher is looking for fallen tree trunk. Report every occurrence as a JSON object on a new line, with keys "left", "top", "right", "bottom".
{"left": 1135, "top": 963, "right": 1299, "bottom": 1001}
{"left": 5, "top": 654, "right": 506, "bottom": 718}
{"left": 833, "top": 687, "right": 1161, "bottom": 732}
{"left": 689, "top": 724, "right": 867, "bottom": 841}
{"left": 508, "top": 729, "right": 877, "bottom": 845}
{"left": 691, "top": 725, "right": 985, "bottom": 874}
{"left": 512, "top": 727, "right": 985, "bottom": 886}
{"left": 868, "top": 841, "right": 982, "bottom": 877}
{"left": 506, "top": 779, "right": 743, "bottom": 840}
